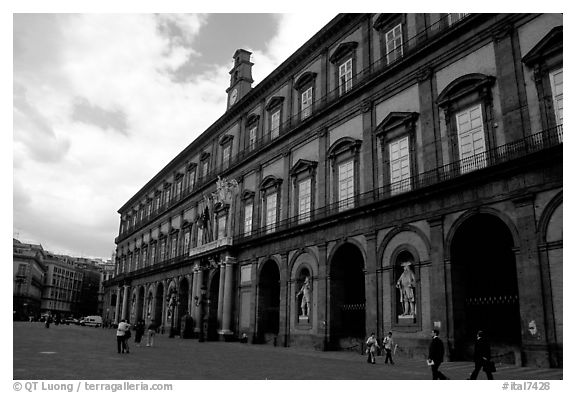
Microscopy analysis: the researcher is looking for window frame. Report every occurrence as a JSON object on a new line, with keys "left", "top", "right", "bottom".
{"left": 219, "top": 134, "right": 234, "bottom": 170}
{"left": 290, "top": 159, "right": 318, "bottom": 223}
{"left": 328, "top": 138, "right": 362, "bottom": 211}
{"left": 259, "top": 176, "right": 283, "bottom": 234}
{"left": 294, "top": 71, "right": 317, "bottom": 121}
{"left": 265, "top": 97, "right": 285, "bottom": 141}
{"left": 241, "top": 190, "right": 255, "bottom": 237}
{"left": 329, "top": 42, "right": 358, "bottom": 98}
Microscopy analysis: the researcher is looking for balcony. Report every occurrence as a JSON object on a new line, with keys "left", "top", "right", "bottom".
{"left": 189, "top": 236, "right": 233, "bottom": 257}
{"left": 116, "top": 13, "right": 481, "bottom": 243}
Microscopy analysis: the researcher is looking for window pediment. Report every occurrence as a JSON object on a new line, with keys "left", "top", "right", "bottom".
{"left": 259, "top": 175, "right": 283, "bottom": 191}
{"left": 265, "top": 96, "right": 285, "bottom": 111}
{"left": 163, "top": 182, "right": 172, "bottom": 189}
{"left": 219, "top": 134, "right": 234, "bottom": 146}
{"left": 241, "top": 189, "right": 255, "bottom": 201}
{"left": 327, "top": 137, "right": 362, "bottom": 159}
{"left": 375, "top": 112, "right": 419, "bottom": 137}
{"left": 200, "top": 151, "right": 211, "bottom": 161}
{"left": 329, "top": 42, "right": 358, "bottom": 64}
{"left": 187, "top": 162, "right": 197, "bottom": 171}
{"left": 290, "top": 159, "right": 318, "bottom": 177}
{"left": 294, "top": 72, "right": 317, "bottom": 90}
{"left": 522, "top": 26, "right": 563, "bottom": 67}
{"left": 373, "top": 13, "right": 402, "bottom": 31}
{"left": 246, "top": 113, "right": 260, "bottom": 125}
{"left": 437, "top": 73, "right": 495, "bottom": 107}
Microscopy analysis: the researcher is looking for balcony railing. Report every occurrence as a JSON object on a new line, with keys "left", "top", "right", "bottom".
{"left": 189, "top": 236, "right": 233, "bottom": 257}
{"left": 117, "top": 13, "right": 480, "bottom": 242}
{"left": 235, "top": 125, "right": 562, "bottom": 244}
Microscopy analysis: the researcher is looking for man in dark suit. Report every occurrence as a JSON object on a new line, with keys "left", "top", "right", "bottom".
{"left": 428, "top": 329, "right": 449, "bottom": 380}
{"left": 468, "top": 330, "right": 494, "bottom": 380}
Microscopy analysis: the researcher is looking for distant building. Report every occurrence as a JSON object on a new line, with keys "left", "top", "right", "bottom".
{"left": 40, "top": 253, "right": 84, "bottom": 318}
{"left": 13, "top": 239, "right": 46, "bottom": 320}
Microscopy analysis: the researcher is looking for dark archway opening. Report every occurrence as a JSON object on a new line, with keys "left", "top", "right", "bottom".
{"left": 136, "top": 287, "right": 145, "bottom": 323}
{"left": 257, "top": 260, "right": 280, "bottom": 343}
{"left": 154, "top": 283, "right": 164, "bottom": 327}
{"left": 329, "top": 243, "right": 366, "bottom": 350}
{"left": 178, "top": 279, "right": 189, "bottom": 334}
{"left": 451, "top": 213, "right": 521, "bottom": 362}
{"left": 207, "top": 272, "right": 220, "bottom": 341}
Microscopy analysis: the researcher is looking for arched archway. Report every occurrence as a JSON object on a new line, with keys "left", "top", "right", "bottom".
{"left": 154, "top": 282, "right": 164, "bottom": 327}
{"left": 207, "top": 271, "right": 220, "bottom": 340}
{"left": 136, "top": 286, "right": 145, "bottom": 323}
{"left": 329, "top": 242, "right": 366, "bottom": 349}
{"left": 257, "top": 260, "right": 281, "bottom": 343}
{"left": 450, "top": 213, "right": 521, "bottom": 360}
{"left": 178, "top": 278, "right": 190, "bottom": 334}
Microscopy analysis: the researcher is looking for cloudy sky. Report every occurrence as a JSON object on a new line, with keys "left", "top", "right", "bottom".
{"left": 13, "top": 12, "right": 338, "bottom": 260}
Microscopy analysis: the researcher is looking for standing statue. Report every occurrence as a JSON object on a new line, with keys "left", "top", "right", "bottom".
{"left": 396, "top": 262, "right": 416, "bottom": 317}
{"left": 296, "top": 276, "right": 312, "bottom": 317}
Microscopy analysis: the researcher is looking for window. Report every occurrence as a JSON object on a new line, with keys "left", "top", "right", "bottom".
{"left": 219, "top": 135, "right": 234, "bottom": 170}
{"left": 338, "top": 159, "right": 355, "bottom": 211}
{"left": 170, "top": 235, "right": 177, "bottom": 259}
{"left": 128, "top": 254, "right": 133, "bottom": 272}
{"left": 385, "top": 24, "right": 403, "bottom": 64}
{"left": 389, "top": 136, "right": 411, "bottom": 195}
{"left": 550, "top": 68, "right": 563, "bottom": 126}
{"left": 139, "top": 208, "right": 144, "bottom": 222}
{"left": 183, "top": 230, "right": 191, "bottom": 255}
{"left": 244, "top": 203, "right": 253, "bottom": 236}
{"left": 249, "top": 126, "right": 257, "bottom": 150}
{"left": 265, "top": 193, "right": 278, "bottom": 233}
{"left": 134, "top": 250, "right": 140, "bottom": 270}
{"left": 154, "top": 193, "right": 161, "bottom": 212}
{"left": 159, "top": 239, "right": 166, "bottom": 261}
{"left": 217, "top": 215, "right": 227, "bottom": 239}
{"left": 147, "top": 200, "right": 152, "bottom": 217}
{"left": 270, "top": 110, "right": 280, "bottom": 139}
{"left": 222, "top": 145, "right": 231, "bottom": 169}
{"left": 301, "top": 87, "right": 313, "bottom": 119}
{"left": 201, "top": 160, "right": 209, "bottom": 179}
{"left": 197, "top": 226, "right": 204, "bottom": 246}
{"left": 164, "top": 187, "right": 171, "bottom": 206}
{"left": 150, "top": 244, "right": 156, "bottom": 265}
{"left": 175, "top": 179, "right": 182, "bottom": 200}
{"left": 447, "top": 13, "right": 469, "bottom": 26}
{"left": 298, "top": 178, "right": 312, "bottom": 223}
{"left": 339, "top": 58, "right": 353, "bottom": 95}
{"left": 455, "top": 104, "right": 487, "bottom": 173}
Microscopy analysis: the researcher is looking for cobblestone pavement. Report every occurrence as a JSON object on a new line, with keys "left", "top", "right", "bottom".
{"left": 13, "top": 322, "right": 563, "bottom": 380}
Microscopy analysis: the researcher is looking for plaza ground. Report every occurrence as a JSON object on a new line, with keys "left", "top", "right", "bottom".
{"left": 13, "top": 322, "right": 562, "bottom": 380}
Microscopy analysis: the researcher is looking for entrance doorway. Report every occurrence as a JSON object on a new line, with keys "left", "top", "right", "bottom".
{"left": 451, "top": 213, "right": 521, "bottom": 361}
{"left": 257, "top": 260, "right": 280, "bottom": 343}
{"left": 207, "top": 271, "right": 220, "bottom": 340}
{"left": 178, "top": 279, "right": 189, "bottom": 334}
{"left": 329, "top": 242, "right": 366, "bottom": 349}
{"left": 154, "top": 282, "right": 164, "bottom": 327}
{"left": 136, "top": 287, "right": 145, "bottom": 322}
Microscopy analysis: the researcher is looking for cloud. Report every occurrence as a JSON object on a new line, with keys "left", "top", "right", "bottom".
{"left": 71, "top": 97, "right": 128, "bottom": 134}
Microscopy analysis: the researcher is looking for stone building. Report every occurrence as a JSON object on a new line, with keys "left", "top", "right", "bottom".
{"left": 104, "top": 13, "right": 562, "bottom": 367}
{"left": 40, "top": 253, "right": 84, "bottom": 318}
{"left": 13, "top": 239, "right": 47, "bottom": 320}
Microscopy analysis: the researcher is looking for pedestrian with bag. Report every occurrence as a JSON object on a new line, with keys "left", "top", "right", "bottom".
{"left": 146, "top": 319, "right": 157, "bottom": 347}
{"left": 468, "top": 330, "right": 495, "bottom": 380}
{"left": 383, "top": 331, "right": 395, "bottom": 364}
{"left": 366, "top": 332, "right": 379, "bottom": 364}
{"left": 428, "top": 329, "right": 449, "bottom": 380}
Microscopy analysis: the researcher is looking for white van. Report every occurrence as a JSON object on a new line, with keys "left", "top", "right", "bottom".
{"left": 81, "top": 316, "right": 103, "bottom": 327}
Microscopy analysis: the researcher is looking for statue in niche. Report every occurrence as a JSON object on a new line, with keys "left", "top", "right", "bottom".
{"left": 297, "top": 276, "right": 312, "bottom": 317}
{"left": 396, "top": 262, "right": 416, "bottom": 317}
{"left": 146, "top": 296, "right": 152, "bottom": 319}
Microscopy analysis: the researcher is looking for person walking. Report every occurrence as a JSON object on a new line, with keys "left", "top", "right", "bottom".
{"left": 116, "top": 319, "right": 130, "bottom": 354}
{"left": 134, "top": 320, "right": 145, "bottom": 347}
{"left": 428, "top": 329, "right": 449, "bottom": 380}
{"left": 383, "top": 331, "right": 395, "bottom": 364}
{"left": 468, "top": 330, "right": 494, "bottom": 380}
{"left": 146, "top": 319, "right": 157, "bottom": 347}
{"left": 366, "top": 332, "right": 379, "bottom": 364}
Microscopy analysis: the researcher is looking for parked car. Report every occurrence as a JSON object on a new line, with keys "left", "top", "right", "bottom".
{"left": 63, "top": 318, "right": 79, "bottom": 325}
{"left": 80, "top": 316, "right": 103, "bottom": 327}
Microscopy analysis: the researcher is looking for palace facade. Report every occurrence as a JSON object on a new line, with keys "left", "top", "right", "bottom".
{"left": 104, "top": 13, "right": 563, "bottom": 367}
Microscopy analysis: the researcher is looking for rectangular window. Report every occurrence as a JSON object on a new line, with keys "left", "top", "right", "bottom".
{"left": 183, "top": 231, "right": 191, "bottom": 254}
{"left": 301, "top": 87, "right": 313, "bottom": 118}
{"left": 155, "top": 195, "right": 161, "bottom": 211}
{"left": 265, "top": 193, "right": 278, "bottom": 233}
{"left": 164, "top": 188, "right": 171, "bottom": 205}
{"left": 217, "top": 215, "right": 227, "bottom": 239}
{"left": 385, "top": 24, "right": 403, "bottom": 64}
{"left": 389, "top": 136, "right": 411, "bottom": 195}
{"left": 447, "top": 13, "right": 469, "bottom": 25}
{"left": 135, "top": 252, "right": 140, "bottom": 270}
{"left": 175, "top": 181, "right": 182, "bottom": 200}
{"left": 244, "top": 203, "right": 253, "bottom": 236}
{"left": 147, "top": 203, "right": 152, "bottom": 217}
{"left": 271, "top": 110, "right": 280, "bottom": 139}
{"left": 298, "top": 178, "right": 312, "bottom": 223}
{"left": 249, "top": 127, "right": 257, "bottom": 150}
{"left": 223, "top": 145, "right": 231, "bottom": 169}
{"left": 197, "top": 226, "right": 204, "bottom": 246}
{"left": 338, "top": 159, "right": 355, "bottom": 211}
{"left": 550, "top": 68, "right": 563, "bottom": 128}
{"left": 456, "top": 104, "right": 487, "bottom": 173}
{"left": 150, "top": 245, "right": 156, "bottom": 265}
{"left": 160, "top": 239, "right": 166, "bottom": 261}
{"left": 139, "top": 209, "right": 144, "bottom": 222}
{"left": 128, "top": 255, "right": 133, "bottom": 272}
{"left": 202, "top": 161, "right": 209, "bottom": 179}
{"left": 142, "top": 249, "right": 147, "bottom": 267}
{"left": 339, "top": 58, "right": 353, "bottom": 95}
{"left": 170, "top": 236, "right": 177, "bottom": 259}
{"left": 187, "top": 169, "right": 196, "bottom": 190}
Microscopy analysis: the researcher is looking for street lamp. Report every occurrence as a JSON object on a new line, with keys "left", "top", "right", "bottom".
{"left": 194, "top": 285, "right": 207, "bottom": 342}
{"left": 167, "top": 290, "right": 179, "bottom": 338}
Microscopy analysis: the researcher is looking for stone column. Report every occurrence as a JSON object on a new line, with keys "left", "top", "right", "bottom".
{"left": 221, "top": 255, "right": 237, "bottom": 336}
{"left": 191, "top": 267, "right": 199, "bottom": 321}
{"left": 121, "top": 285, "right": 130, "bottom": 321}
{"left": 361, "top": 99, "right": 375, "bottom": 193}
{"left": 161, "top": 279, "right": 169, "bottom": 330}
{"left": 428, "top": 217, "right": 449, "bottom": 342}
{"left": 513, "top": 195, "right": 550, "bottom": 367}
{"left": 278, "top": 253, "right": 289, "bottom": 346}
{"left": 217, "top": 261, "right": 226, "bottom": 331}
{"left": 249, "top": 259, "right": 259, "bottom": 343}
{"left": 317, "top": 128, "right": 328, "bottom": 211}
{"left": 194, "top": 268, "right": 204, "bottom": 334}
{"left": 418, "top": 67, "right": 441, "bottom": 171}
{"left": 364, "top": 232, "right": 378, "bottom": 337}
{"left": 114, "top": 286, "right": 122, "bottom": 324}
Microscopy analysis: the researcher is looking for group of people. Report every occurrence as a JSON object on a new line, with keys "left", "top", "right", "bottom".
{"left": 116, "top": 319, "right": 158, "bottom": 354}
{"left": 366, "top": 329, "right": 494, "bottom": 380}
